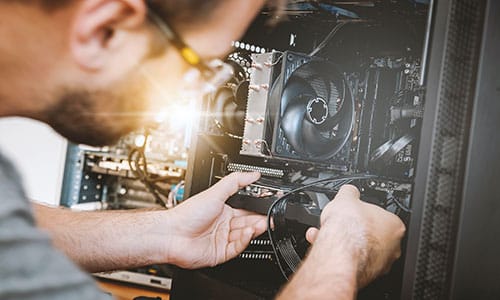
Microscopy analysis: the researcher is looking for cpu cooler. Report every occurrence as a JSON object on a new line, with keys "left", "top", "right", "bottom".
{"left": 269, "top": 52, "right": 356, "bottom": 162}
{"left": 241, "top": 52, "right": 355, "bottom": 164}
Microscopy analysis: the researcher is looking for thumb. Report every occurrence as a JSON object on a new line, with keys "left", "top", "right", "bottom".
{"left": 306, "top": 227, "right": 319, "bottom": 244}
{"left": 206, "top": 172, "right": 261, "bottom": 201}
{"left": 333, "top": 184, "right": 360, "bottom": 202}
{"left": 321, "top": 184, "right": 361, "bottom": 222}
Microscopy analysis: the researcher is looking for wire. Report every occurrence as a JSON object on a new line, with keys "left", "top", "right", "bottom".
{"left": 214, "top": 119, "right": 243, "bottom": 140}
{"left": 289, "top": 174, "right": 377, "bottom": 194}
{"left": 128, "top": 149, "right": 167, "bottom": 206}
{"left": 309, "top": 21, "right": 348, "bottom": 56}
{"left": 370, "top": 132, "right": 416, "bottom": 164}
{"left": 266, "top": 173, "right": 377, "bottom": 279}
{"left": 264, "top": 52, "right": 284, "bottom": 67}
{"left": 388, "top": 196, "right": 412, "bottom": 213}
{"left": 127, "top": 132, "right": 170, "bottom": 207}
{"left": 168, "top": 180, "right": 185, "bottom": 208}
{"left": 266, "top": 194, "right": 295, "bottom": 279}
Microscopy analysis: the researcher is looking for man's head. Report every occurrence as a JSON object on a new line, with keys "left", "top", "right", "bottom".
{"left": 0, "top": 0, "right": 268, "bottom": 145}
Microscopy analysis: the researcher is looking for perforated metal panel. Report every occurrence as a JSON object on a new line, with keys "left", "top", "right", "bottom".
{"left": 412, "top": 0, "right": 485, "bottom": 299}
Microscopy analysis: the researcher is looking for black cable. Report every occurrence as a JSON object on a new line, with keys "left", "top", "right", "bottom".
{"left": 309, "top": 21, "right": 348, "bottom": 56}
{"left": 370, "top": 132, "right": 416, "bottom": 164}
{"left": 127, "top": 132, "right": 170, "bottom": 207}
{"left": 129, "top": 149, "right": 166, "bottom": 205}
{"left": 388, "top": 196, "right": 412, "bottom": 213}
{"left": 266, "top": 173, "right": 377, "bottom": 279}
{"left": 267, "top": 193, "right": 295, "bottom": 279}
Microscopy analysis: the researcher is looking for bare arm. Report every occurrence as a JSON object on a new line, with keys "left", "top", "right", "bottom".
{"left": 33, "top": 172, "right": 267, "bottom": 273}
{"left": 33, "top": 204, "right": 171, "bottom": 272}
{"left": 278, "top": 185, "right": 405, "bottom": 300}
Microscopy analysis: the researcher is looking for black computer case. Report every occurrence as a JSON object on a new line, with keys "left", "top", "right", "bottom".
{"left": 173, "top": 1, "right": 500, "bottom": 299}
{"left": 402, "top": 0, "right": 500, "bottom": 299}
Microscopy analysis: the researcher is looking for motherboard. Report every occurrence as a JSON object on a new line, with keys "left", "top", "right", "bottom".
{"left": 177, "top": 1, "right": 429, "bottom": 299}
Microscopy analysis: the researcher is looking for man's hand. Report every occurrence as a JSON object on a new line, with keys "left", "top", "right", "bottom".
{"left": 305, "top": 185, "right": 405, "bottom": 287}
{"left": 278, "top": 185, "right": 405, "bottom": 299}
{"left": 164, "top": 172, "right": 267, "bottom": 269}
{"left": 34, "top": 172, "right": 265, "bottom": 273}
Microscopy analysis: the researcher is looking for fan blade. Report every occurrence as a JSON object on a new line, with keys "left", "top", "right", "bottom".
{"left": 317, "top": 109, "right": 344, "bottom": 131}
{"left": 301, "top": 120, "right": 340, "bottom": 155}
{"left": 281, "top": 76, "right": 316, "bottom": 113}
{"left": 302, "top": 86, "right": 353, "bottom": 160}
{"left": 293, "top": 61, "right": 344, "bottom": 102}
{"left": 315, "top": 77, "right": 354, "bottom": 141}
{"left": 292, "top": 62, "right": 349, "bottom": 133}
{"left": 302, "top": 120, "right": 350, "bottom": 160}
{"left": 223, "top": 101, "right": 241, "bottom": 131}
{"left": 309, "top": 73, "right": 332, "bottom": 101}
{"left": 235, "top": 81, "right": 249, "bottom": 108}
{"left": 281, "top": 101, "right": 308, "bottom": 154}
{"left": 212, "top": 87, "right": 234, "bottom": 118}
{"left": 211, "top": 86, "right": 246, "bottom": 133}
{"left": 274, "top": 59, "right": 356, "bottom": 160}
{"left": 316, "top": 92, "right": 351, "bottom": 131}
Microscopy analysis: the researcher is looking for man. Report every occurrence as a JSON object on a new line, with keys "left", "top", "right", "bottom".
{"left": 0, "top": 0, "right": 405, "bottom": 299}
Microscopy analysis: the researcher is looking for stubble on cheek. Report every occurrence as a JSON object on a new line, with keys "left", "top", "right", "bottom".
{"left": 44, "top": 77, "right": 152, "bottom": 147}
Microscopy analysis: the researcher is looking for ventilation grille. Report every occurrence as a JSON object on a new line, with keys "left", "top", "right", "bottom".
{"left": 413, "top": 0, "right": 485, "bottom": 299}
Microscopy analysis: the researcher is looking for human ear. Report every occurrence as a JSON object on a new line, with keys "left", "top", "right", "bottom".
{"left": 70, "top": 0, "right": 147, "bottom": 71}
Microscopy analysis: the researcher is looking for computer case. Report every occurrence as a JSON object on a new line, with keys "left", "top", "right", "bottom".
{"left": 172, "top": 0, "right": 500, "bottom": 299}
{"left": 402, "top": 0, "right": 500, "bottom": 299}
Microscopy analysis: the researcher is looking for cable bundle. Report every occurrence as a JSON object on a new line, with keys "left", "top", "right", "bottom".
{"left": 266, "top": 174, "right": 376, "bottom": 279}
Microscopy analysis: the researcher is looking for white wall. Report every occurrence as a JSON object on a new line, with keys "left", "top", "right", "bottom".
{"left": 0, "top": 117, "right": 67, "bottom": 205}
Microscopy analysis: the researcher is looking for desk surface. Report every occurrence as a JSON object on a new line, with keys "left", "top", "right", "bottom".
{"left": 97, "top": 279, "right": 170, "bottom": 300}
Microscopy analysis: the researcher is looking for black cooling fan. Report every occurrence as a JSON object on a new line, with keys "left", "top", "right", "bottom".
{"left": 209, "top": 52, "right": 250, "bottom": 136}
{"left": 271, "top": 55, "right": 355, "bottom": 161}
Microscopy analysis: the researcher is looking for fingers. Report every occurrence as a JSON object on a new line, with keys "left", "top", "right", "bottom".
{"left": 321, "top": 184, "right": 361, "bottom": 222}
{"left": 232, "top": 208, "right": 257, "bottom": 217}
{"left": 253, "top": 218, "right": 267, "bottom": 236}
{"left": 229, "top": 227, "right": 256, "bottom": 242}
{"left": 226, "top": 215, "right": 268, "bottom": 261}
{"left": 226, "top": 216, "right": 268, "bottom": 261}
{"left": 305, "top": 227, "right": 319, "bottom": 244}
{"left": 231, "top": 210, "right": 268, "bottom": 234}
{"left": 226, "top": 227, "right": 254, "bottom": 261}
{"left": 333, "top": 184, "right": 360, "bottom": 202}
{"left": 230, "top": 215, "right": 267, "bottom": 238}
{"left": 230, "top": 214, "right": 266, "bottom": 231}
{"left": 207, "top": 172, "right": 261, "bottom": 201}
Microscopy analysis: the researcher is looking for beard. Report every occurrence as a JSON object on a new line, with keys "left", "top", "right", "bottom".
{"left": 43, "top": 75, "right": 151, "bottom": 147}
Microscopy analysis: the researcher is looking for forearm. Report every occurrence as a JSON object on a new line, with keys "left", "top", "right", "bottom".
{"left": 33, "top": 203, "right": 171, "bottom": 273}
{"left": 277, "top": 225, "right": 359, "bottom": 300}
